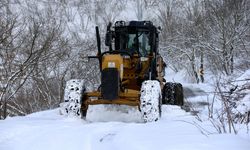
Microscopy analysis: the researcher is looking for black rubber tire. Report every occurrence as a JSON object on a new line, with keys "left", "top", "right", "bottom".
{"left": 162, "top": 82, "right": 172, "bottom": 104}
{"left": 80, "top": 94, "right": 88, "bottom": 119}
{"left": 175, "top": 83, "right": 184, "bottom": 106}
{"left": 162, "top": 82, "right": 184, "bottom": 106}
{"left": 159, "top": 96, "right": 162, "bottom": 118}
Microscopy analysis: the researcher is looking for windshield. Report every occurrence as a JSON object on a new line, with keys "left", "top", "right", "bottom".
{"left": 119, "top": 31, "right": 151, "bottom": 57}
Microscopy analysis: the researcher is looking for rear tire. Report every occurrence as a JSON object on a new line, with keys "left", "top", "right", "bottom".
{"left": 140, "top": 80, "right": 162, "bottom": 122}
{"left": 175, "top": 83, "right": 184, "bottom": 106}
{"left": 59, "top": 79, "right": 85, "bottom": 117}
{"left": 162, "top": 82, "right": 184, "bottom": 106}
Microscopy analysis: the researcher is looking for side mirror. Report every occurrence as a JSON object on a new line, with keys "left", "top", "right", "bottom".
{"left": 105, "top": 22, "right": 112, "bottom": 47}
{"left": 105, "top": 32, "right": 111, "bottom": 46}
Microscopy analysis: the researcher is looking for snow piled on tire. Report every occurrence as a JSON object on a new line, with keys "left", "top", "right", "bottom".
{"left": 140, "top": 80, "right": 161, "bottom": 122}
{"left": 59, "top": 79, "right": 85, "bottom": 117}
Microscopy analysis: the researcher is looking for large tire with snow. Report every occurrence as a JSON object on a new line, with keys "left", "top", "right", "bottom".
{"left": 59, "top": 79, "right": 85, "bottom": 117}
{"left": 140, "top": 80, "right": 162, "bottom": 123}
{"left": 162, "top": 82, "right": 184, "bottom": 106}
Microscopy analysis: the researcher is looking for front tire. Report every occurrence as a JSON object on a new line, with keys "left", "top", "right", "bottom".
{"left": 59, "top": 79, "right": 85, "bottom": 117}
{"left": 140, "top": 80, "right": 162, "bottom": 123}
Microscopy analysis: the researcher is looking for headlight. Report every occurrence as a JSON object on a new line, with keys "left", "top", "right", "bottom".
{"left": 108, "top": 62, "right": 116, "bottom": 68}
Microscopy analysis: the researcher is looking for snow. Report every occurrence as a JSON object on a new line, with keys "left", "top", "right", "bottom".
{"left": 210, "top": 69, "right": 250, "bottom": 123}
{"left": 1, "top": 106, "right": 249, "bottom": 150}
{"left": 236, "top": 95, "right": 250, "bottom": 114}
{"left": 1, "top": 68, "right": 250, "bottom": 150}
{"left": 236, "top": 69, "right": 250, "bottom": 82}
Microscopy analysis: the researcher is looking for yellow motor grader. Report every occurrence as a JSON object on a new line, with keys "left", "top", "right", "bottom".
{"left": 60, "top": 21, "right": 184, "bottom": 122}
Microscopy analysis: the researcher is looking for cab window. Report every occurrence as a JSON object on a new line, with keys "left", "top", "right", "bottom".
{"left": 127, "top": 32, "right": 151, "bottom": 57}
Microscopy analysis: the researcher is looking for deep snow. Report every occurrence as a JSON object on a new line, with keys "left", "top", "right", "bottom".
{"left": 0, "top": 68, "right": 250, "bottom": 150}
{"left": 0, "top": 105, "right": 249, "bottom": 150}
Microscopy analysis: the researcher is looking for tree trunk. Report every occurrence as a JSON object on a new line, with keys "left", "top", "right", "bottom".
{"left": 200, "top": 50, "right": 204, "bottom": 83}
{"left": 191, "top": 49, "right": 199, "bottom": 83}
{"left": 3, "top": 101, "right": 7, "bottom": 119}
{"left": 230, "top": 45, "right": 234, "bottom": 74}
{"left": 0, "top": 101, "right": 2, "bottom": 119}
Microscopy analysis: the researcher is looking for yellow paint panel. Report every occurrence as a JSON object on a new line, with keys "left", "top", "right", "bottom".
{"left": 102, "top": 54, "right": 124, "bottom": 80}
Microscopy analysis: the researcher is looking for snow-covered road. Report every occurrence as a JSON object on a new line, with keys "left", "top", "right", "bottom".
{"left": 0, "top": 105, "right": 249, "bottom": 150}
{"left": 1, "top": 68, "right": 249, "bottom": 150}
